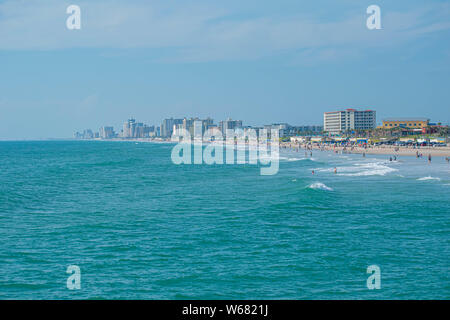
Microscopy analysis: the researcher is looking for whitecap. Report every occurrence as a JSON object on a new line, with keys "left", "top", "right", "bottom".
{"left": 287, "top": 158, "right": 306, "bottom": 162}
{"left": 337, "top": 162, "right": 397, "bottom": 177}
{"left": 307, "top": 182, "right": 333, "bottom": 191}
{"left": 417, "top": 176, "right": 441, "bottom": 181}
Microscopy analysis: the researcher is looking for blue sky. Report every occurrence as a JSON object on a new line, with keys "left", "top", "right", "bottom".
{"left": 0, "top": 0, "right": 449, "bottom": 139}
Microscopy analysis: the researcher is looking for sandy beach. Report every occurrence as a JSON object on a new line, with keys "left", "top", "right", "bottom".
{"left": 336, "top": 146, "right": 450, "bottom": 157}
{"left": 282, "top": 142, "right": 450, "bottom": 157}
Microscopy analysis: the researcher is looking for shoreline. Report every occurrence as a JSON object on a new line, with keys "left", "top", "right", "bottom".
{"left": 289, "top": 143, "right": 450, "bottom": 157}
{"left": 338, "top": 147, "right": 450, "bottom": 157}
{"left": 33, "top": 138, "right": 450, "bottom": 158}
{"left": 125, "top": 138, "right": 450, "bottom": 158}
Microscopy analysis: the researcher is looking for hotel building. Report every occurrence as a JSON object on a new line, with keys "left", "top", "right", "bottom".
{"left": 382, "top": 118, "right": 429, "bottom": 129}
{"left": 324, "top": 109, "right": 376, "bottom": 134}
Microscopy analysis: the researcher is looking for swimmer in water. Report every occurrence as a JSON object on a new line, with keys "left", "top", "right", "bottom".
{"left": 312, "top": 170, "right": 315, "bottom": 175}
{"left": 428, "top": 154, "right": 432, "bottom": 163}
{"left": 334, "top": 167, "right": 337, "bottom": 174}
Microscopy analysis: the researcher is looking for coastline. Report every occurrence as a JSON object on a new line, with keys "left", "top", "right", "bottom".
{"left": 71, "top": 138, "right": 450, "bottom": 157}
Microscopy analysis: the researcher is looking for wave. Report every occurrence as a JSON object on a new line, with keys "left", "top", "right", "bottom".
{"left": 337, "top": 161, "right": 397, "bottom": 177}
{"left": 417, "top": 176, "right": 441, "bottom": 181}
{"left": 263, "top": 155, "right": 307, "bottom": 162}
{"left": 307, "top": 182, "right": 333, "bottom": 191}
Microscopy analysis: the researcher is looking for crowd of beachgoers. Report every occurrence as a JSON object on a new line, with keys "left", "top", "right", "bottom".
{"left": 280, "top": 142, "right": 450, "bottom": 158}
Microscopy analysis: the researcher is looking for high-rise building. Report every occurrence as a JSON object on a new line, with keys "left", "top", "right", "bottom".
{"left": 100, "top": 126, "right": 115, "bottom": 139}
{"left": 161, "top": 118, "right": 183, "bottom": 138}
{"left": 219, "top": 118, "right": 243, "bottom": 135}
{"left": 324, "top": 109, "right": 376, "bottom": 133}
{"left": 182, "top": 117, "right": 214, "bottom": 137}
{"left": 82, "top": 129, "right": 94, "bottom": 139}
{"left": 122, "top": 118, "right": 137, "bottom": 138}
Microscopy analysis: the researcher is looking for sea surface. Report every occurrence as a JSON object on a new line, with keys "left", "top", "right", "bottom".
{"left": 0, "top": 140, "right": 449, "bottom": 299}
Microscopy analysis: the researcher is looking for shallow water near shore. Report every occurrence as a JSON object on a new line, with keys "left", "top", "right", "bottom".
{"left": 0, "top": 141, "right": 449, "bottom": 299}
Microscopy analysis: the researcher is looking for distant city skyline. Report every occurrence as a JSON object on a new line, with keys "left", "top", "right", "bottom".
{"left": 0, "top": 0, "right": 449, "bottom": 139}
{"left": 74, "top": 116, "right": 326, "bottom": 140}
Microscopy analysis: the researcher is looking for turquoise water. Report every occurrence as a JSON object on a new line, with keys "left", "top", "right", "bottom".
{"left": 0, "top": 141, "right": 449, "bottom": 299}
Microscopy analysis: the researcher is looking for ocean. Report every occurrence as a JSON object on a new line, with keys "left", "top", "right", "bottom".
{"left": 0, "top": 140, "right": 448, "bottom": 299}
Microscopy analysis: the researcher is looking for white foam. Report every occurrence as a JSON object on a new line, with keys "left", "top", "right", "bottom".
{"left": 276, "top": 155, "right": 308, "bottom": 162}
{"left": 307, "top": 182, "right": 333, "bottom": 191}
{"left": 417, "top": 176, "right": 441, "bottom": 181}
{"left": 337, "top": 161, "right": 398, "bottom": 177}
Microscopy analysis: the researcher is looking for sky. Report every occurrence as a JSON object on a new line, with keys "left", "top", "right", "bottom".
{"left": 0, "top": 0, "right": 449, "bottom": 139}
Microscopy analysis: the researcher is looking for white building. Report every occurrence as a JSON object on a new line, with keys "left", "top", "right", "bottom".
{"left": 324, "top": 109, "right": 376, "bottom": 134}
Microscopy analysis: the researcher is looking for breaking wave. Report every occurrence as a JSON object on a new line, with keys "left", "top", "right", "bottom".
{"left": 336, "top": 161, "right": 397, "bottom": 177}
{"left": 307, "top": 182, "right": 333, "bottom": 191}
{"left": 417, "top": 176, "right": 441, "bottom": 181}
